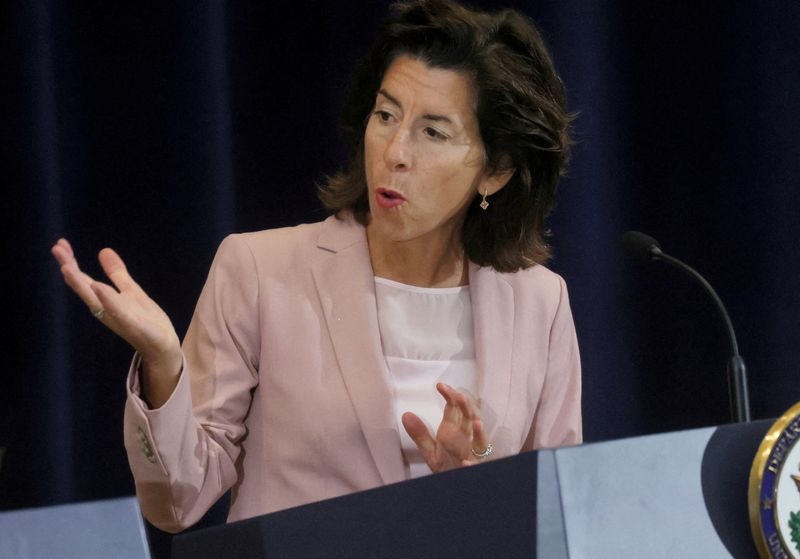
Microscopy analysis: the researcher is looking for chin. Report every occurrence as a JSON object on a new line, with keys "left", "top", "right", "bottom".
{"left": 368, "top": 212, "right": 417, "bottom": 242}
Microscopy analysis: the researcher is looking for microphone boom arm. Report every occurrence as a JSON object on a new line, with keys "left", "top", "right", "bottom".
{"left": 649, "top": 246, "right": 751, "bottom": 423}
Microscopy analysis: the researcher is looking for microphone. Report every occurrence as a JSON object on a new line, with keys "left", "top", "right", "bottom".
{"left": 622, "top": 231, "right": 751, "bottom": 423}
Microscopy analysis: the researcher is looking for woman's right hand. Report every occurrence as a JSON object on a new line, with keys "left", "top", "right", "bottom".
{"left": 51, "top": 238, "right": 182, "bottom": 407}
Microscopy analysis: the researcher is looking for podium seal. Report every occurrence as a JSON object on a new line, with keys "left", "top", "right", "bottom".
{"left": 750, "top": 402, "right": 800, "bottom": 558}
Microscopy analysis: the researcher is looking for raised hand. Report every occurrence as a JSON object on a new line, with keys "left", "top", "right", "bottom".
{"left": 51, "top": 238, "right": 182, "bottom": 407}
{"left": 401, "top": 383, "right": 491, "bottom": 473}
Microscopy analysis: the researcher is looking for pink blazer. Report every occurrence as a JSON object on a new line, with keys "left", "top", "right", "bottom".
{"left": 123, "top": 214, "right": 581, "bottom": 533}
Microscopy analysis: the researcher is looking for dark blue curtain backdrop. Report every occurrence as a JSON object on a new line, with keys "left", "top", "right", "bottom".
{"left": 3, "top": 0, "right": 799, "bottom": 556}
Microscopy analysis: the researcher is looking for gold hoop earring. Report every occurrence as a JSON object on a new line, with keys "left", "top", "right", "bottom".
{"left": 479, "top": 189, "right": 489, "bottom": 210}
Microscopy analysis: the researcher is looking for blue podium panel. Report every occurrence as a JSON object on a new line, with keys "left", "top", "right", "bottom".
{"left": 556, "top": 427, "right": 730, "bottom": 558}
{"left": 553, "top": 420, "right": 770, "bottom": 559}
{"left": 0, "top": 496, "right": 151, "bottom": 559}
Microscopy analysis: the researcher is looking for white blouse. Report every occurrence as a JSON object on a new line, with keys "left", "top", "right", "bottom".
{"left": 374, "top": 276, "right": 478, "bottom": 479}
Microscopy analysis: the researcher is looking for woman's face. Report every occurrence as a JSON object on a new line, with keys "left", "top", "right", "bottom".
{"left": 364, "top": 55, "right": 504, "bottom": 247}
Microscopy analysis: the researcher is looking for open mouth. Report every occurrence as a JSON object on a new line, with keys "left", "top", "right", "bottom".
{"left": 376, "top": 188, "right": 406, "bottom": 209}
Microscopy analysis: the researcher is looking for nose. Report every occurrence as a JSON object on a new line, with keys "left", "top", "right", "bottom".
{"left": 383, "top": 128, "right": 411, "bottom": 171}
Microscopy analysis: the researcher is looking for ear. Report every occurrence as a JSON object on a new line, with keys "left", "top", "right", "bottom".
{"left": 479, "top": 156, "right": 516, "bottom": 196}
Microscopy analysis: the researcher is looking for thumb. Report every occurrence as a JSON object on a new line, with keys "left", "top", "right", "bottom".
{"left": 401, "top": 412, "right": 436, "bottom": 456}
{"left": 98, "top": 247, "right": 137, "bottom": 292}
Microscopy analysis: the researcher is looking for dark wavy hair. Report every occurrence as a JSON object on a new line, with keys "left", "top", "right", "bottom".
{"left": 318, "top": 0, "right": 573, "bottom": 272}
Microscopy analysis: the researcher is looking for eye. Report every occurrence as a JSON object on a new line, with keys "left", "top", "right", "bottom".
{"left": 373, "top": 110, "right": 393, "bottom": 123}
{"left": 423, "top": 127, "right": 448, "bottom": 141}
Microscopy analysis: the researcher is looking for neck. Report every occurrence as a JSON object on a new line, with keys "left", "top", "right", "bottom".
{"left": 367, "top": 224, "right": 468, "bottom": 288}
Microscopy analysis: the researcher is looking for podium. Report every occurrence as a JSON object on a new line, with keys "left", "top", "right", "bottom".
{"left": 171, "top": 419, "right": 770, "bottom": 558}
{"left": 0, "top": 496, "right": 151, "bottom": 559}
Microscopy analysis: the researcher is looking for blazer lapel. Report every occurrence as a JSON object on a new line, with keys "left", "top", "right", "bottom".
{"left": 310, "top": 216, "right": 407, "bottom": 485}
{"left": 469, "top": 262, "right": 514, "bottom": 451}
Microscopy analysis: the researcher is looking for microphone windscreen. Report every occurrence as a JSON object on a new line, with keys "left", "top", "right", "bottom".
{"left": 621, "top": 231, "right": 661, "bottom": 261}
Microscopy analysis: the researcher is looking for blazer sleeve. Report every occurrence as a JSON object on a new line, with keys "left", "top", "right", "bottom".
{"left": 523, "top": 275, "right": 582, "bottom": 451}
{"left": 123, "top": 234, "right": 261, "bottom": 533}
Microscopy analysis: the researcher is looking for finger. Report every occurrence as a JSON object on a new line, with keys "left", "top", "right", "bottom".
{"left": 436, "top": 382, "right": 456, "bottom": 405}
{"left": 401, "top": 412, "right": 436, "bottom": 456}
{"left": 454, "top": 391, "right": 475, "bottom": 421}
{"left": 51, "top": 240, "right": 76, "bottom": 268}
{"left": 448, "top": 391, "right": 474, "bottom": 439}
{"left": 58, "top": 238, "right": 75, "bottom": 259}
{"left": 98, "top": 248, "right": 138, "bottom": 292}
{"left": 439, "top": 384, "right": 477, "bottom": 437}
{"left": 59, "top": 261, "right": 102, "bottom": 311}
{"left": 437, "top": 383, "right": 475, "bottom": 417}
{"left": 52, "top": 240, "right": 93, "bottom": 287}
{"left": 472, "top": 417, "right": 489, "bottom": 452}
{"left": 58, "top": 255, "right": 97, "bottom": 288}
{"left": 90, "top": 281, "right": 136, "bottom": 323}
{"left": 436, "top": 383, "right": 464, "bottom": 425}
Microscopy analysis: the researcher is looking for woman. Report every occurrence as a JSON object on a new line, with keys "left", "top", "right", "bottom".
{"left": 51, "top": 0, "right": 580, "bottom": 533}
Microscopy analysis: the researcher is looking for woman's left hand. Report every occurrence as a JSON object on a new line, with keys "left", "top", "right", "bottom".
{"left": 401, "top": 383, "right": 490, "bottom": 473}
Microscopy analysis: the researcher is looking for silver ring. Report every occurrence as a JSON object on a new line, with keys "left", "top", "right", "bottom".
{"left": 92, "top": 307, "right": 105, "bottom": 320}
{"left": 471, "top": 443, "right": 493, "bottom": 459}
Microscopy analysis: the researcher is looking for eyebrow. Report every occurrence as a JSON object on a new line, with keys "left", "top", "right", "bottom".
{"left": 377, "top": 88, "right": 454, "bottom": 125}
